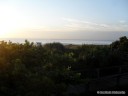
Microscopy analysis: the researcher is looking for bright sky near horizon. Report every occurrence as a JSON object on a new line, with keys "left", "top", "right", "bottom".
{"left": 0, "top": 0, "right": 128, "bottom": 40}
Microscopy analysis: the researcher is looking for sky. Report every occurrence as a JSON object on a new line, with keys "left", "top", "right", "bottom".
{"left": 0, "top": 0, "right": 128, "bottom": 40}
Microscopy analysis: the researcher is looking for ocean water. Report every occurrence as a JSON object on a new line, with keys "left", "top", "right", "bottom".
{"left": 0, "top": 38, "right": 113, "bottom": 45}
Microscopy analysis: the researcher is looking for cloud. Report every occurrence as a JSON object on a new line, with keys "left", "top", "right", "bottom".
{"left": 119, "top": 20, "right": 126, "bottom": 24}
{"left": 62, "top": 17, "right": 128, "bottom": 32}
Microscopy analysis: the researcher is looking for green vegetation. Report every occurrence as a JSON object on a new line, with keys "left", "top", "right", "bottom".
{"left": 0, "top": 36, "right": 128, "bottom": 96}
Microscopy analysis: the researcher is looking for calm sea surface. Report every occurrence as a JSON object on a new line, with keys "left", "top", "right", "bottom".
{"left": 0, "top": 38, "right": 113, "bottom": 45}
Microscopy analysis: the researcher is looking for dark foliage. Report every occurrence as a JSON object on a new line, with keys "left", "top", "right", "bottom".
{"left": 0, "top": 36, "right": 128, "bottom": 96}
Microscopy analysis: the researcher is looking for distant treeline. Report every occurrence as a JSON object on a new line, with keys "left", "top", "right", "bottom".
{"left": 0, "top": 36, "right": 128, "bottom": 96}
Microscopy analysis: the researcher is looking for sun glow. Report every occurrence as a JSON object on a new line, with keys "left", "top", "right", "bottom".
{"left": 0, "top": 5, "right": 24, "bottom": 38}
